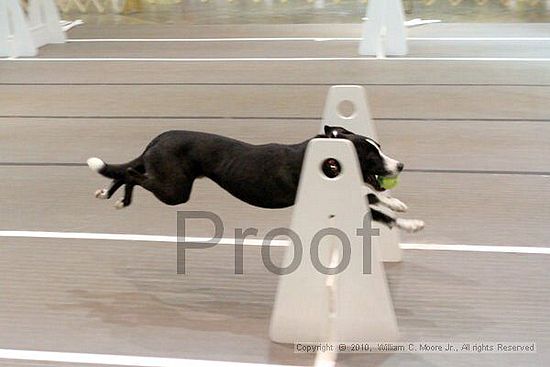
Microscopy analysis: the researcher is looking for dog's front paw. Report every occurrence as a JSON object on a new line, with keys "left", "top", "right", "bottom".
{"left": 396, "top": 218, "right": 425, "bottom": 233}
{"left": 114, "top": 198, "right": 126, "bottom": 209}
{"left": 385, "top": 197, "right": 408, "bottom": 212}
{"left": 95, "top": 189, "right": 109, "bottom": 199}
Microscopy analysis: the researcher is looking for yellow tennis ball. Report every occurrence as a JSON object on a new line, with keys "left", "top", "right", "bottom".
{"left": 378, "top": 176, "right": 398, "bottom": 190}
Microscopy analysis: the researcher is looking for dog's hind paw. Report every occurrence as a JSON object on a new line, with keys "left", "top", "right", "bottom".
{"left": 384, "top": 197, "right": 408, "bottom": 212}
{"left": 396, "top": 218, "right": 425, "bottom": 233}
{"left": 114, "top": 199, "right": 126, "bottom": 209}
{"left": 95, "top": 189, "right": 108, "bottom": 199}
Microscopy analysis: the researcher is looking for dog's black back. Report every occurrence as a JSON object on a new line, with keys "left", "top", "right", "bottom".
{"left": 150, "top": 130, "right": 307, "bottom": 208}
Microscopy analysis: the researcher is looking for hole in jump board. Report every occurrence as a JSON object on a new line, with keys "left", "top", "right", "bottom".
{"left": 337, "top": 100, "right": 355, "bottom": 119}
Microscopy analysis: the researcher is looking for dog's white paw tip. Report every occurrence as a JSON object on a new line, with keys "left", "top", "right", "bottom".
{"left": 95, "top": 189, "right": 108, "bottom": 199}
{"left": 114, "top": 199, "right": 126, "bottom": 209}
{"left": 396, "top": 219, "right": 425, "bottom": 233}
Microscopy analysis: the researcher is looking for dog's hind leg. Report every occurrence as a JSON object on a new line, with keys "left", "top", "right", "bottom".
{"left": 125, "top": 153, "right": 195, "bottom": 206}
{"left": 132, "top": 166, "right": 193, "bottom": 206}
{"left": 140, "top": 178, "right": 192, "bottom": 206}
{"left": 109, "top": 167, "right": 145, "bottom": 208}
{"left": 114, "top": 184, "right": 135, "bottom": 209}
{"left": 95, "top": 179, "right": 124, "bottom": 200}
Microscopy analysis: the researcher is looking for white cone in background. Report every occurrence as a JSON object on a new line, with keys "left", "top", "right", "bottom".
{"left": 0, "top": 0, "right": 65, "bottom": 57}
{"left": 28, "top": 0, "right": 66, "bottom": 48}
{"left": 0, "top": 0, "right": 38, "bottom": 57}
{"left": 29, "top": 0, "right": 66, "bottom": 47}
{"left": 359, "top": 0, "right": 407, "bottom": 57}
{"left": 321, "top": 85, "right": 402, "bottom": 262}
{"left": 270, "top": 139, "right": 399, "bottom": 343}
{"left": 314, "top": 0, "right": 325, "bottom": 9}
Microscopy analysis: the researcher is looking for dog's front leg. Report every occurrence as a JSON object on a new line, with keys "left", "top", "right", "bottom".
{"left": 369, "top": 206, "right": 396, "bottom": 227}
{"left": 369, "top": 205, "right": 424, "bottom": 233}
{"left": 364, "top": 186, "right": 407, "bottom": 212}
{"left": 369, "top": 193, "right": 409, "bottom": 212}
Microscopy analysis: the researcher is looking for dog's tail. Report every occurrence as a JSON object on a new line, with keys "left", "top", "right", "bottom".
{"left": 86, "top": 157, "right": 142, "bottom": 180}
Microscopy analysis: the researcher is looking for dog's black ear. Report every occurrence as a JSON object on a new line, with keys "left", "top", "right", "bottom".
{"left": 324, "top": 125, "right": 354, "bottom": 138}
{"left": 324, "top": 125, "right": 335, "bottom": 137}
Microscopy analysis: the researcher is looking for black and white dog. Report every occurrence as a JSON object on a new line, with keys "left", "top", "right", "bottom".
{"left": 87, "top": 126, "right": 424, "bottom": 232}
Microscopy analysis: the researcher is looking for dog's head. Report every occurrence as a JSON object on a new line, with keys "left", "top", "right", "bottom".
{"left": 323, "top": 125, "right": 404, "bottom": 190}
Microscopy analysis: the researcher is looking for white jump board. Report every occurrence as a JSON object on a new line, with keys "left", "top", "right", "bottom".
{"left": 270, "top": 138, "right": 398, "bottom": 343}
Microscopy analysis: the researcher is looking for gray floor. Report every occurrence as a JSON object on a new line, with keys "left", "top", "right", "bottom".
{"left": 1, "top": 23, "right": 550, "bottom": 366}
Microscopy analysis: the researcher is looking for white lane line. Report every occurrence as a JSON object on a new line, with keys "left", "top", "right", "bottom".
{"left": 400, "top": 243, "right": 550, "bottom": 254}
{"left": 0, "top": 348, "right": 302, "bottom": 367}
{"left": 66, "top": 37, "right": 550, "bottom": 42}
{"left": 67, "top": 37, "right": 354, "bottom": 42}
{"left": 409, "top": 37, "right": 550, "bottom": 41}
{"left": 2, "top": 57, "right": 550, "bottom": 62}
{"left": 1, "top": 230, "right": 549, "bottom": 254}
{"left": 0, "top": 230, "right": 289, "bottom": 246}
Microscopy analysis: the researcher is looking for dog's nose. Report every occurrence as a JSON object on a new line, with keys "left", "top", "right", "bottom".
{"left": 397, "top": 162, "right": 404, "bottom": 172}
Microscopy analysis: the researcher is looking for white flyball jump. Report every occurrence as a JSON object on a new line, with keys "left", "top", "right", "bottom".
{"left": 269, "top": 139, "right": 399, "bottom": 344}
{"left": 321, "top": 85, "right": 403, "bottom": 263}
{"left": 270, "top": 86, "right": 402, "bottom": 365}
{"left": 359, "top": 0, "right": 407, "bottom": 57}
{"left": 0, "top": 0, "right": 65, "bottom": 57}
